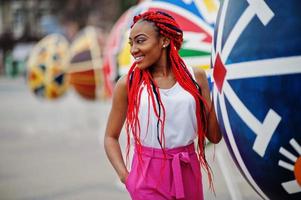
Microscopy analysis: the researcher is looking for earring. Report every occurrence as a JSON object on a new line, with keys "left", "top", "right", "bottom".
{"left": 163, "top": 45, "right": 166, "bottom": 48}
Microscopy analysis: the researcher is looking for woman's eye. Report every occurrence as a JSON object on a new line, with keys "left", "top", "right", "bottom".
{"left": 137, "top": 39, "right": 145, "bottom": 44}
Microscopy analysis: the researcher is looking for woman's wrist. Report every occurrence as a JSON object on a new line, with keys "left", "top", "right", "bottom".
{"left": 119, "top": 171, "right": 129, "bottom": 184}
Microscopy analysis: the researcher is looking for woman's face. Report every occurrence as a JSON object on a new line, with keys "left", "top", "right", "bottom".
{"left": 129, "top": 20, "right": 165, "bottom": 70}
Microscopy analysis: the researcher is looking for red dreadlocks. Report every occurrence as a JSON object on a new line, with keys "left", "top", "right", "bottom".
{"left": 125, "top": 10, "right": 213, "bottom": 188}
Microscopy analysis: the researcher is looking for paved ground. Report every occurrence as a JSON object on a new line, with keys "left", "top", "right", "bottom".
{"left": 0, "top": 77, "right": 262, "bottom": 200}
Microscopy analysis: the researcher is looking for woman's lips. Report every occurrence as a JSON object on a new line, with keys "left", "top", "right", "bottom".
{"left": 134, "top": 56, "right": 144, "bottom": 63}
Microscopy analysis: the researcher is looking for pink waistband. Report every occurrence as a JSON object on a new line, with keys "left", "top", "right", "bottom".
{"left": 136, "top": 143, "right": 196, "bottom": 159}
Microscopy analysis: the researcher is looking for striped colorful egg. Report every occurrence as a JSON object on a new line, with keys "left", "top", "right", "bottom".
{"left": 68, "top": 26, "right": 108, "bottom": 100}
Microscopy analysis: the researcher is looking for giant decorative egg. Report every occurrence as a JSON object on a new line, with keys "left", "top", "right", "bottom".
{"left": 103, "top": 0, "right": 219, "bottom": 79}
{"left": 102, "top": 7, "right": 136, "bottom": 92}
{"left": 68, "top": 26, "right": 108, "bottom": 100}
{"left": 211, "top": 0, "right": 301, "bottom": 199}
{"left": 27, "top": 34, "right": 70, "bottom": 99}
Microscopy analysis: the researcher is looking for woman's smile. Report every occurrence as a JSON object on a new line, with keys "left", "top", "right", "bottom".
{"left": 134, "top": 56, "right": 144, "bottom": 63}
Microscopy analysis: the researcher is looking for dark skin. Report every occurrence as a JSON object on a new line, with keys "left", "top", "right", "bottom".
{"left": 104, "top": 20, "right": 222, "bottom": 185}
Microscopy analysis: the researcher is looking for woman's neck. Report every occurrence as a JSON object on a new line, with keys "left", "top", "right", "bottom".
{"left": 150, "top": 55, "right": 171, "bottom": 77}
{"left": 150, "top": 65, "right": 171, "bottom": 77}
{"left": 149, "top": 50, "right": 171, "bottom": 77}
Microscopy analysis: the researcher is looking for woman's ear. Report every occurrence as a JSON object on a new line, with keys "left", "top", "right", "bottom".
{"left": 161, "top": 37, "right": 170, "bottom": 48}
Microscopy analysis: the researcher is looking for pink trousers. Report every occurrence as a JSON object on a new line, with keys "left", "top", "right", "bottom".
{"left": 125, "top": 143, "right": 203, "bottom": 200}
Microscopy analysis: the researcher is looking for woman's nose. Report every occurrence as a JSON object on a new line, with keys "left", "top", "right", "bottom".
{"left": 130, "top": 44, "right": 139, "bottom": 55}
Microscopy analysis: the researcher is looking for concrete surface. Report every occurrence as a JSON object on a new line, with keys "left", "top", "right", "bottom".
{"left": 0, "top": 77, "right": 262, "bottom": 200}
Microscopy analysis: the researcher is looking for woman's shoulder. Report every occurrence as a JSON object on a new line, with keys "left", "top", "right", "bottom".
{"left": 192, "top": 67, "right": 206, "bottom": 78}
{"left": 191, "top": 67, "right": 207, "bottom": 85}
{"left": 113, "top": 75, "right": 128, "bottom": 99}
{"left": 115, "top": 75, "right": 127, "bottom": 89}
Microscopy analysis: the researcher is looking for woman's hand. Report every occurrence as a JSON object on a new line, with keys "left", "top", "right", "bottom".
{"left": 120, "top": 171, "right": 129, "bottom": 184}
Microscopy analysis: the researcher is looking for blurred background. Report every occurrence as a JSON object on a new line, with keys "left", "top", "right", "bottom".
{"left": 0, "top": 0, "right": 136, "bottom": 77}
{"left": 0, "top": 0, "right": 269, "bottom": 199}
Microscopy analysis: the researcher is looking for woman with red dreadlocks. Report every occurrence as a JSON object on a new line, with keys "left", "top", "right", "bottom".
{"left": 104, "top": 10, "right": 221, "bottom": 200}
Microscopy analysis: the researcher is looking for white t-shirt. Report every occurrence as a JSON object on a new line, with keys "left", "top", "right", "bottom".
{"left": 138, "top": 67, "right": 197, "bottom": 148}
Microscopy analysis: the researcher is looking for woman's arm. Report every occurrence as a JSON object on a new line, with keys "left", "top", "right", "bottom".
{"left": 104, "top": 75, "right": 129, "bottom": 184}
{"left": 193, "top": 67, "right": 222, "bottom": 144}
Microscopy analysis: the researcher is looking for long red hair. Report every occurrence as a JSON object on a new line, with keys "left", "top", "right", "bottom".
{"left": 125, "top": 10, "right": 213, "bottom": 187}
